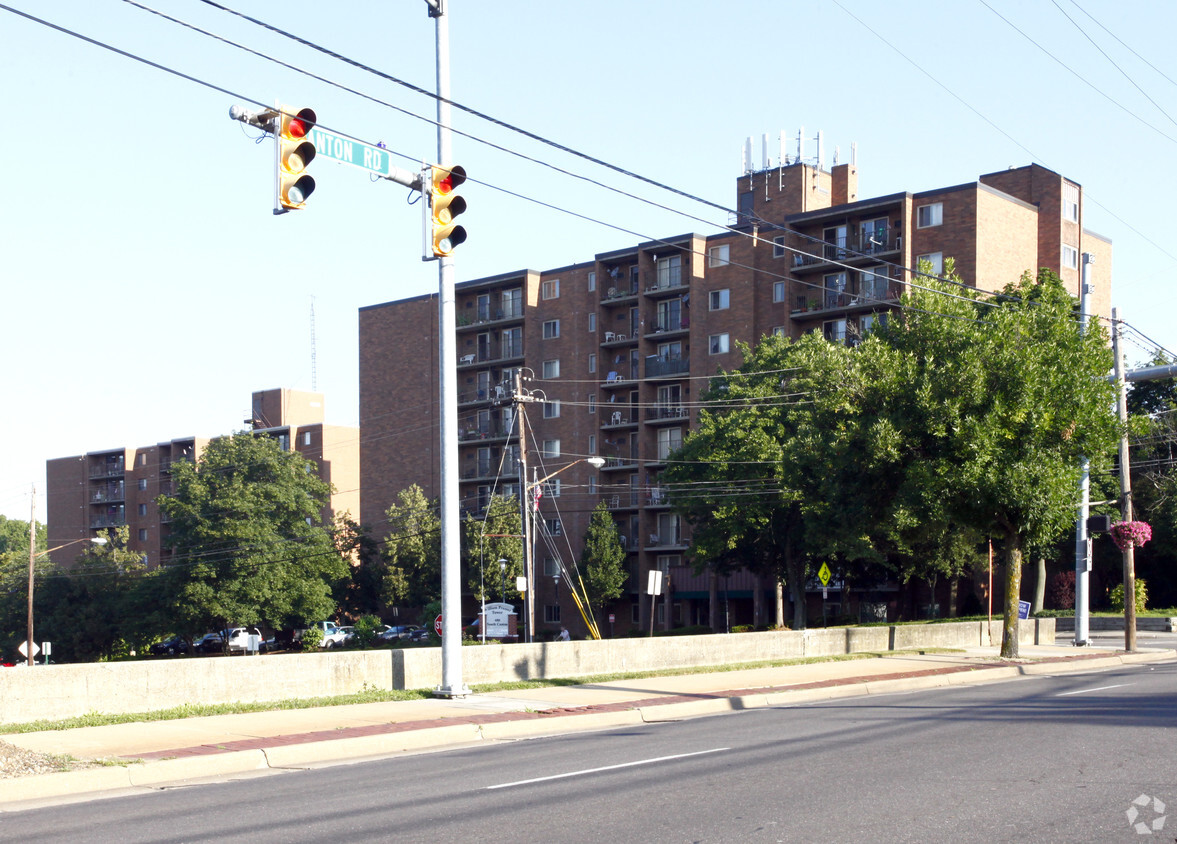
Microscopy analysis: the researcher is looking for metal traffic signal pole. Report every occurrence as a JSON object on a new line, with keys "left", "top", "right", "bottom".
{"left": 428, "top": 0, "right": 468, "bottom": 698}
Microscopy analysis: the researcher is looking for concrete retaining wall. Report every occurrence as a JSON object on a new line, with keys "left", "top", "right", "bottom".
{"left": 1054, "top": 617, "right": 1176, "bottom": 633}
{"left": 0, "top": 619, "right": 1052, "bottom": 725}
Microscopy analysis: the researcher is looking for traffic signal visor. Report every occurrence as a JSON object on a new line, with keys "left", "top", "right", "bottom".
{"left": 430, "top": 165, "right": 467, "bottom": 256}
{"left": 276, "top": 107, "right": 317, "bottom": 211}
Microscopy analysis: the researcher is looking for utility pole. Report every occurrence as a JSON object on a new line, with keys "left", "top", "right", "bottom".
{"left": 428, "top": 0, "right": 468, "bottom": 697}
{"left": 27, "top": 486, "right": 36, "bottom": 668}
{"left": 1073, "top": 255, "right": 1093, "bottom": 646}
{"left": 1112, "top": 308, "right": 1137, "bottom": 653}
{"left": 511, "top": 370, "right": 537, "bottom": 643}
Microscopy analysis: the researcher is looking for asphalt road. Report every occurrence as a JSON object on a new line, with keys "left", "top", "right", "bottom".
{"left": 1, "top": 663, "right": 1174, "bottom": 843}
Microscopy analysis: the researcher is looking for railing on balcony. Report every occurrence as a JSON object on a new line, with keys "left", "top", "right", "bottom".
{"left": 89, "top": 460, "right": 125, "bottom": 479}
{"left": 646, "top": 405, "right": 689, "bottom": 423}
{"left": 90, "top": 483, "right": 125, "bottom": 503}
{"left": 90, "top": 513, "right": 126, "bottom": 529}
{"left": 459, "top": 422, "right": 507, "bottom": 442}
{"left": 792, "top": 230, "right": 901, "bottom": 269}
{"left": 645, "top": 353, "right": 689, "bottom": 379}
{"left": 471, "top": 300, "right": 524, "bottom": 324}
{"left": 646, "top": 487, "right": 669, "bottom": 507}
{"left": 647, "top": 314, "right": 689, "bottom": 334}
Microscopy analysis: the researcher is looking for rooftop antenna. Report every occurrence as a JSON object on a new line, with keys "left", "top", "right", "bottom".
{"left": 797, "top": 126, "right": 805, "bottom": 167}
{"left": 742, "top": 136, "right": 753, "bottom": 175}
{"left": 309, "top": 296, "right": 318, "bottom": 392}
{"left": 761, "top": 133, "right": 770, "bottom": 170}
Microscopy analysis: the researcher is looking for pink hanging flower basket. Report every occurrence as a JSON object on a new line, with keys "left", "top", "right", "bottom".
{"left": 1110, "top": 520, "right": 1152, "bottom": 551}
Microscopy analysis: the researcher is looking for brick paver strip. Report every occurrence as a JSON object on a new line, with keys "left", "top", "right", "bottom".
{"left": 123, "top": 654, "right": 1115, "bottom": 762}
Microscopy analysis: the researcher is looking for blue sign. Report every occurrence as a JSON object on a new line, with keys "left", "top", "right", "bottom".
{"left": 1017, "top": 600, "right": 1031, "bottom": 620}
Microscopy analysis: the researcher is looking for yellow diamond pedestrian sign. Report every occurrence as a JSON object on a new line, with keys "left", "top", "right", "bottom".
{"left": 818, "top": 563, "right": 832, "bottom": 586}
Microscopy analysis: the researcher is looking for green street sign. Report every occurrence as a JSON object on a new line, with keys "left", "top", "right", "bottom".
{"left": 308, "top": 129, "right": 397, "bottom": 177}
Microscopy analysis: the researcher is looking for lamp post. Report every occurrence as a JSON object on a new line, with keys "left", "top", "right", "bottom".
{"left": 499, "top": 558, "right": 507, "bottom": 604}
{"left": 520, "top": 456, "right": 605, "bottom": 642}
{"left": 27, "top": 530, "right": 106, "bottom": 666}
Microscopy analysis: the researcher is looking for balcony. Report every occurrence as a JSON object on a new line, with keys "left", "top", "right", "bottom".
{"left": 645, "top": 405, "right": 689, "bottom": 425}
{"left": 600, "top": 456, "right": 639, "bottom": 472}
{"left": 601, "top": 370, "right": 637, "bottom": 389}
{"left": 459, "top": 422, "right": 510, "bottom": 443}
{"left": 90, "top": 483, "right": 125, "bottom": 504}
{"left": 643, "top": 276, "right": 687, "bottom": 299}
{"left": 791, "top": 231, "right": 902, "bottom": 272}
{"left": 459, "top": 344, "right": 524, "bottom": 368}
{"left": 601, "top": 285, "right": 639, "bottom": 305}
{"left": 604, "top": 492, "right": 640, "bottom": 510}
{"left": 645, "top": 354, "right": 689, "bottom": 379}
{"left": 602, "top": 409, "right": 637, "bottom": 428}
{"left": 89, "top": 460, "right": 125, "bottom": 479}
{"left": 645, "top": 488, "right": 670, "bottom": 508}
{"left": 458, "top": 300, "right": 524, "bottom": 331}
{"left": 791, "top": 280, "right": 903, "bottom": 319}
{"left": 601, "top": 330, "right": 637, "bottom": 346}
{"left": 644, "top": 314, "right": 689, "bottom": 338}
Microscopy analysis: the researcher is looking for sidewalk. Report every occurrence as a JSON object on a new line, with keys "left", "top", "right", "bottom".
{"left": 2, "top": 642, "right": 1172, "bottom": 809}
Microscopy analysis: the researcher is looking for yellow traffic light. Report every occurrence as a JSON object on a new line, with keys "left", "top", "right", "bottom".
{"left": 276, "top": 107, "right": 317, "bottom": 213}
{"left": 429, "top": 164, "right": 467, "bottom": 256}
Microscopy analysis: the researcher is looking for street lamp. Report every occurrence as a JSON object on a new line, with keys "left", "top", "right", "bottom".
{"left": 521, "top": 456, "right": 605, "bottom": 642}
{"left": 27, "top": 535, "right": 106, "bottom": 666}
{"left": 499, "top": 557, "right": 507, "bottom": 604}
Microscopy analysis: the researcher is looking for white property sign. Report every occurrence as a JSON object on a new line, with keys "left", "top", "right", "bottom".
{"left": 482, "top": 602, "right": 516, "bottom": 638}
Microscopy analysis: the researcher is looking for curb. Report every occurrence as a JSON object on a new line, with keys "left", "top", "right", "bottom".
{"left": 2, "top": 649, "right": 1172, "bottom": 810}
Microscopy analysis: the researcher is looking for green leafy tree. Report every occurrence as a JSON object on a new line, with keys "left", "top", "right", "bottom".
{"left": 36, "top": 527, "right": 155, "bottom": 662}
{"left": 462, "top": 494, "right": 524, "bottom": 605}
{"left": 0, "top": 517, "right": 46, "bottom": 660}
{"left": 158, "top": 433, "right": 347, "bottom": 636}
{"left": 381, "top": 485, "right": 441, "bottom": 608}
{"left": 579, "top": 501, "right": 628, "bottom": 627}
{"left": 332, "top": 515, "right": 384, "bottom": 619}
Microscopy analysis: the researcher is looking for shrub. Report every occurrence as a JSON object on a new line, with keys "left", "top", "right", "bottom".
{"left": 353, "top": 615, "right": 382, "bottom": 648}
{"left": 299, "top": 625, "right": 323, "bottom": 652}
{"left": 1049, "top": 571, "right": 1076, "bottom": 610}
{"left": 1109, "top": 579, "right": 1148, "bottom": 614}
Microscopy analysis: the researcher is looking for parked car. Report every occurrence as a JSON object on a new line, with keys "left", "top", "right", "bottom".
{"left": 297, "top": 620, "right": 349, "bottom": 648}
{"left": 338, "top": 625, "right": 356, "bottom": 644}
{"left": 377, "top": 625, "right": 418, "bottom": 642}
{"left": 407, "top": 627, "right": 432, "bottom": 642}
{"left": 225, "top": 627, "right": 267, "bottom": 654}
{"left": 149, "top": 635, "right": 190, "bottom": 656}
{"left": 193, "top": 632, "right": 224, "bottom": 654}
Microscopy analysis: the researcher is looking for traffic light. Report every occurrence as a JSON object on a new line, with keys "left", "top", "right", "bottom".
{"left": 275, "top": 107, "right": 317, "bottom": 213}
{"left": 428, "top": 164, "right": 467, "bottom": 257}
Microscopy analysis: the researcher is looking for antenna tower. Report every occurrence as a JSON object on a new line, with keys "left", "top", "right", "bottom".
{"left": 309, "top": 297, "right": 318, "bottom": 392}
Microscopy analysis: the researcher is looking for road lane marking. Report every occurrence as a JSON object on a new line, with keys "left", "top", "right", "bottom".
{"left": 1056, "top": 683, "right": 1134, "bottom": 696}
{"left": 485, "top": 748, "right": 729, "bottom": 790}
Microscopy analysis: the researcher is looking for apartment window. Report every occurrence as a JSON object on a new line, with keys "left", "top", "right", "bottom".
{"left": 543, "top": 556, "right": 560, "bottom": 577}
{"left": 588, "top": 394, "right": 596, "bottom": 414}
{"left": 772, "top": 325, "right": 787, "bottom": 337}
{"left": 707, "top": 244, "right": 730, "bottom": 268}
{"left": 138, "top": 528, "right": 147, "bottom": 542}
{"left": 657, "top": 513, "right": 681, "bottom": 545}
{"left": 824, "top": 319, "right": 848, "bottom": 344}
{"left": 588, "top": 313, "right": 596, "bottom": 333}
{"left": 773, "top": 281, "right": 785, "bottom": 303}
{"left": 772, "top": 235, "right": 787, "bottom": 258}
{"left": 917, "top": 202, "right": 943, "bottom": 228}
{"left": 542, "top": 359, "right": 560, "bottom": 379}
{"left": 1062, "top": 244, "right": 1079, "bottom": 270}
{"left": 588, "top": 434, "right": 597, "bottom": 455}
{"left": 587, "top": 271, "right": 596, "bottom": 292}
{"left": 277, "top": 433, "right": 290, "bottom": 451}
{"left": 1063, "top": 183, "right": 1079, "bottom": 223}
{"left": 709, "top": 333, "right": 730, "bottom": 354}
{"left": 917, "top": 252, "right": 943, "bottom": 276}
{"left": 138, "top": 478, "right": 148, "bottom": 491}
{"left": 544, "top": 518, "right": 563, "bottom": 536}
{"left": 502, "top": 287, "right": 523, "bottom": 318}
{"left": 543, "top": 479, "right": 562, "bottom": 498}
{"left": 657, "top": 554, "right": 682, "bottom": 570}
{"left": 709, "top": 289, "right": 730, "bottom": 311}
{"left": 543, "top": 319, "right": 560, "bottom": 339}
{"left": 657, "top": 427, "right": 683, "bottom": 460}
{"left": 542, "top": 278, "right": 560, "bottom": 299}
{"left": 544, "top": 604, "right": 562, "bottom": 623}
{"left": 542, "top": 439, "right": 560, "bottom": 458}
{"left": 138, "top": 453, "right": 147, "bottom": 466}
{"left": 304, "top": 431, "right": 312, "bottom": 446}
{"left": 588, "top": 353, "right": 597, "bottom": 374}
{"left": 543, "top": 400, "right": 561, "bottom": 419}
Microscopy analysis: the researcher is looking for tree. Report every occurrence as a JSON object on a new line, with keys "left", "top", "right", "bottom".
{"left": 381, "top": 485, "right": 441, "bottom": 609}
{"left": 462, "top": 494, "right": 524, "bottom": 605}
{"left": 579, "top": 501, "right": 627, "bottom": 628}
{"left": 876, "top": 270, "right": 1118, "bottom": 656}
{"left": 158, "top": 433, "right": 347, "bottom": 637}
{"left": 36, "top": 527, "right": 154, "bottom": 661}
{"left": 0, "top": 517, "right": 45, "bottom": 660}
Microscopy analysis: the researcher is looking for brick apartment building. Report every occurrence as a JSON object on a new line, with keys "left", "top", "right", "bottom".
{"left": 46, "top": 388, "right": 359, "bottom": 569}
{"left": 358, "top": 157, "right": 1112, "bottom": 637}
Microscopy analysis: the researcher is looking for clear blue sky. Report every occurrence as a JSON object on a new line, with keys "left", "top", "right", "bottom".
{"left": 3, "top": 0, "right": 1175, "bottom": 523}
